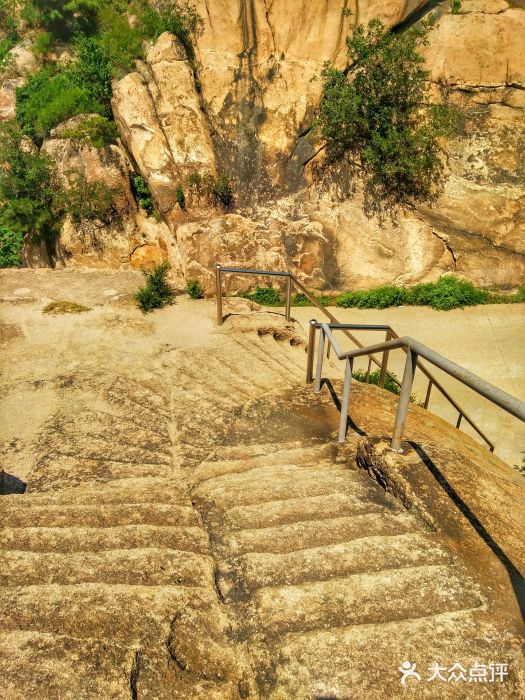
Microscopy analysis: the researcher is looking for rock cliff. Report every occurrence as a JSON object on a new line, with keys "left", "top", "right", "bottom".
{"left": 3, "top": 0, "right": 524, "bottom": 290}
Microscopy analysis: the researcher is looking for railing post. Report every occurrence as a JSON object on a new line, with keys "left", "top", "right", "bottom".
{"left": 285, "top": 275, "right": 292, "bottom": 322}
{"left": 423, "top": 380, "right": 433, "bottom": 409}
{"left": 338, "top": 357, "right": 353, "bottom": 443}
{"left": 391, "top": 349, "right": 418, "bottom": 452}
{"left": 306, "top": 320, "right": 316, "bottom": 385}
{"left": 378, "top": 330, "right": 391, "bottom": 388}
{"left": 314, "top": 327, "right": 325, "bottom": 393}
{"left": 215, "top": 264, "right": 223, "bottom": 326}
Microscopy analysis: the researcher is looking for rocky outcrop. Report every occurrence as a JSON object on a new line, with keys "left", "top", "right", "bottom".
{"left": 112, "top": 32, "right": 216, "bottom": 225}
{"left": 38, "top": 116, "right": 174, "bottom": 272}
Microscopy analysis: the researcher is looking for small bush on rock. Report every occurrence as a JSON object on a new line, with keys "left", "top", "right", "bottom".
{"left": 242, "top": 287, "right": 283, "bottom": 306}
{"left": 60, "top": 115, "right": 119, "bottom": 148}
{"left": 0, "top": 225, "right": 24, "bottom": 268}
{"left": 135, "top": 261, "right": 174, "bottom": 313}
{"left": 131, "top": 174, "right": 155, "bottom": 216}
{"left": 186, "top": 279, "right": 204, "bottom": 299}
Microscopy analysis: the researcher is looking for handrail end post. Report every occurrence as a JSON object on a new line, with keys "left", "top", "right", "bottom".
{"left": 390, "top": 349, "right": 418, "bottom": 452}
{"left": 338, "top": 357, "right": 353, "bottom": 443}
{"left": 285, "top": 275, "right": 292, "bottom": 322}
{"left": 306, "top": 319, "right": 316, "bottom": 384}
{"left": 215, "top": 263, "right": 223, "bottom": 326}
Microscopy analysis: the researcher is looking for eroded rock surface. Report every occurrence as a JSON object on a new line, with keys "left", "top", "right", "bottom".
{"left": 1, "top": 270, "right": 524, "bottom": 698}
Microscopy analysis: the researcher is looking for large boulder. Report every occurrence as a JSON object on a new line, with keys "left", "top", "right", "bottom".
{"left": 112, "top": 33, "right": 216, "bottom": 222}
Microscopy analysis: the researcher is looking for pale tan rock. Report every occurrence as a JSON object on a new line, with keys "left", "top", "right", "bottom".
{"left": 112, "top": 34, "right": 215, "bottom": 217}
{"left": 424, "top": 8, "right": 525, "bottom": 88}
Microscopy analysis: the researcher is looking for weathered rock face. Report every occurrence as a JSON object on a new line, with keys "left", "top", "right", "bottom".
{"left": 0, "top": 39, "right": 38, "bottom": 121}
{"left": 11, "top": 2, "right": 525, "bottom": 288}
{"left": 112, "top": 32, "right": 216, "bottom": 223}
{"left": 113, "top": 1, "right": 524, "bottom": 290}
{"left": 37, "top": 116, "right": 174, "bottom": 272}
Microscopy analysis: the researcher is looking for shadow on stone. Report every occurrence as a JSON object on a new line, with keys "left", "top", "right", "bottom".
{"left": 0, "top": 471, "right": 27, "bottom": 495}
{"left": 411, "top": 442, "right": 525, "bottom": 620}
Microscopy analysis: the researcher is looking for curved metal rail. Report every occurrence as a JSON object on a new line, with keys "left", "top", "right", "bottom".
{"left": 214, "top": 264, "right": 523, "bottom": 453}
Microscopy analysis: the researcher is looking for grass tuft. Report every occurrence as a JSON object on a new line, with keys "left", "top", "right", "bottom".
{"left": 43, "top": 301, "right": 91, "bottom": 314}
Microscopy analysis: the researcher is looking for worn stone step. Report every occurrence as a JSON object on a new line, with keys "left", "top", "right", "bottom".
{"left": 220, "top": 532, "right": 454, "bottom": 597}
{"left": 9, "top": 477, "right": 188, "bottom": 505}
{"left": 221, "top": 491, "right": 394, "bottom": 531}
{"left": 0, "top": 631, "right": 137, "bottom": 700}
{"left": 234, "top": 334, "right": 305, "bottom": 381}
{"left": 0, "top": 547, "right": 214, "bottom": 587}
{"left": 249, "top": 564, "right": 483, "bottom": 637}
{"left": 0, "top": 502, "right": 199, "bottom": 529}
{"left": 0, "top": 583, "right": 213, "bottom": 643}
{"left": 1, "top": 524, "right": 210, "bottom": 554}
{"left": 194, "top": 467, "right": 381, "bottom": 510}
{"left": 192, "top": 443, "right": 337, "bottom": 486}
{"left": 213, "top": 511, "right": 419, "bottom": 558}
{"left": 26, "top": 457, "right": 176, "bottom": 493}
{"left": 262, "top": 609, "right": 523, "bottom": 699}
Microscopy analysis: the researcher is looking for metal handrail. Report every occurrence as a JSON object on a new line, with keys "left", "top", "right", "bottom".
{"left": 314, "top": 322, "right": 525, "bottom": 450}
{"left": 214, "top": 264, "right": 513, "bottom": 452}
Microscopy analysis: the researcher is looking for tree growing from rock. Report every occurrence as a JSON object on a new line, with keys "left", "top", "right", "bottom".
{"left": 317, "top": 17, "right": 459, "bottom": 218}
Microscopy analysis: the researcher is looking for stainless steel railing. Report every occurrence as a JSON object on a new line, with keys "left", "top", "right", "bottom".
{"left": 215, "top": 264, "right": 524, "bottom": 452}
{"left": 312, "top": 322, "right": 525, "bottom": 449}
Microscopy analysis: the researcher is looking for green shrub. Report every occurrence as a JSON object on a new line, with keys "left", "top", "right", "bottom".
{"left": 176, "top": 185, "right": 186, "bottom": 209}
{"left": 95, "top": 5, "right": 144, "bottom": 76}
{"left": 352, "top": 368, "right": 402, "bottom": 397}
{"left": 242, "top": 286, "right": 283, "bottom": 306}
{"left": 450, "top": 0, "right": 462, "bottom": 13}
{"left": 408, "top": 276, "right": 488, "bottom": 310}
{"left": 131, "top": 174, "right": 155, "bottom": 215}
{"left": 185, "top": 171, "right": 235, "bottom": 209}
{"left": 336, "top": 285, "right": 408, "bottom": 309}
{"left": 292, "top": 292, "right": 311, "bottom": 306}
{"left": 0, "top": 225, "right": 24, "bottom": 268}
{"left": 70, "top": 36, "right": 113, "bottom": 110}
{"left": 0, "top": 120, "right": 59, "bottom": 243}
{"left": 186, "top": 279, "right": 204, "bottom": 299}
{"left": 206, "top": 172, "right": 234, "bottom": 209}
{"left": 32, "top": 30, "right": 53, "bottom": 58}
{"left": 21, "top": 0, "right": 99, "bottom": 39}
{"left": 58, "top": 171, "right": 122, "bottom": 224}
{"left": 135, "top": 261, "right": 175, "bottom": 312}
{"left": 134, "top": 0, "right": 203, "bottom": 58}
{"left": 60, "top": 115, "right": 118, "bottom": 148}
{"left": 317, "top": 18, "right": 459, "bottom": 215}
{"left": 16, "top": 68, "right": 104, "bottom": 142}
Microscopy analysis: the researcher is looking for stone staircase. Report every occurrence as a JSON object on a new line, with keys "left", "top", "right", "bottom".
{"left": 1, "top": 310, "right": 523, "bottom": 698}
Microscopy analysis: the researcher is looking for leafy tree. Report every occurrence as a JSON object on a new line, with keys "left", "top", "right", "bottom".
{"left": 317, "top": 18, "right": 459, "bottom": 216}
{"left": 70, "top": 36, "right": 113, "bottom": 110}
{"left": 0, "top": 121, "right": 59, "bottom": 244}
